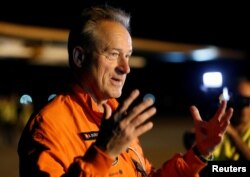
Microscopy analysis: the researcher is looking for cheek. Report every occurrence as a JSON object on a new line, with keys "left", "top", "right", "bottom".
{"left": 96, "top": 64, "right": 112, "bottom": 83}
{"left": 241, "top": 107, "right": 250, "bottom": 117}
{"left": 93, "top": 57, "right": 116, "bottom": 84}
{"left": 245, "top": 107, "right": 250, "bottom": 114}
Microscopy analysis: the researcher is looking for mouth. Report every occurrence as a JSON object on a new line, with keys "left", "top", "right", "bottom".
{"left": 110, "top": 77, "right": 124, "bottom": 87}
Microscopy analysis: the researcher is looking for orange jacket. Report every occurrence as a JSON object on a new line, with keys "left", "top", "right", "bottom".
{"left": 18, "top": 84, "right": 206, "bottom": 177}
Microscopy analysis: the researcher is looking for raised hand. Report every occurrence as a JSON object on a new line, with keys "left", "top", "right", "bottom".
{"left": 190, "top": 100, "right": 233, "bottom": 157}
{"left": 95, "top": 89, "right": 157, "bottom": 159}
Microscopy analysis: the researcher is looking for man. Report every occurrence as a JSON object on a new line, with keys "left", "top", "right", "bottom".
{"left": 214, "top": 78, "right": 250, "bottom": 160}
{"left": 18, "top": 5, "right": 233, "bottom": 177}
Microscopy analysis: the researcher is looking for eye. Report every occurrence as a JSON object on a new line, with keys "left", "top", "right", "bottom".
{"left": 125, "top": 54, "right": 131, "bottom": 59}
{"left": 110, "top": 51, "right": 119, "bottom": 58}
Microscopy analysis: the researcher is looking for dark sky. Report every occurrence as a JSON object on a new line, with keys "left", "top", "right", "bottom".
{"left": 0, "top": 0, "right": 248, "bottom": 52}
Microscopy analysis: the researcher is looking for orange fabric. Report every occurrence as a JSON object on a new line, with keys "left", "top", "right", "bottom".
{"left": 18, "top": 83, "right": 206, "bottom": 177}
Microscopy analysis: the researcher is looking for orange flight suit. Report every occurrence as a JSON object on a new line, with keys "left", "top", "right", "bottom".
{"left": 18, "top": 83, "right": 206, "bottom": 177}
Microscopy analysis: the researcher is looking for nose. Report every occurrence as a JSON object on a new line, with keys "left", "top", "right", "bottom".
{"left": 117, "top": 58, "right": 130, "bottom": 74}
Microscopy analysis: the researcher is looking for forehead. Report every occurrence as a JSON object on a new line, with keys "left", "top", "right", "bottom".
{"left": 95, "top": 20, "right": 132, "bottom": 50}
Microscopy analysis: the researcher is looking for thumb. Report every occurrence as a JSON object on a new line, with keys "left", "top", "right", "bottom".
{"left": 103, "top": 103, "right": 112, "bottom": 120}
{"left": 190, "top": 105, "right": 202, "bottom": 123}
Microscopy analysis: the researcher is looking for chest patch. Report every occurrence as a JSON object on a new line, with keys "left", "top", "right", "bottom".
{"left": 79, "top": 131, "right": 99, "bottom": 140}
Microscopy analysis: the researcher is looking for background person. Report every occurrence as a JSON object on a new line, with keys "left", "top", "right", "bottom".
{"left": 214, "top": 78, "right": 250, "bottom": 160}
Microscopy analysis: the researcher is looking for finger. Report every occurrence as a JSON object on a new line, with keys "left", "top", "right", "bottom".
{"left": 121, "top": 89, "right": 140, "bottom": 112}
{"left": 219, "top": 107, "right": 233, "bottom": 131}
{"left": 126, "top": 98, "right": 155, "bottom": 123}
{"left": 130, "top": 107, "right": 157, "bottom": 128}
{"left": 134, "top": 121, "right": 154, "bottom": 137}
{"left": 213, "top": 100, "right": 227, "bottom": 121}
{"left": 114, "top": 89, "right": 140, "bottom": 122}
{"left": 190, "top": 105, "right": 202, "bottom": 123}
{"left": 116, "top": 89, "right": 140, "bottom": 117}
{"left": 103, "top": 103, "right": 112, "bottom": 119}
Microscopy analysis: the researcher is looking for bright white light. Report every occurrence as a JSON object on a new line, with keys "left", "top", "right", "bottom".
{"left": 191, "top": 47, "right": 219, "bottom": 61}
{"left": 222, "top": 87, "right": 230, "bottom": 101}
{"left": 20, "top": 94, "right": 33, "bottom": 104}
{"left": 203, "top": 72, "right": 223, "bottom": 88}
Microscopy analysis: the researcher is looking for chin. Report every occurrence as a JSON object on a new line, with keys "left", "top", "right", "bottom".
{"left": 109, "top": 90, "right": 122, "bottom": 98}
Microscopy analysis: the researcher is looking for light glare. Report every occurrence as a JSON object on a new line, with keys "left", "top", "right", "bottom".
{"left": 20, "top": 94, "right": 33, "bottom": 104}
{"left": 203, "top": 72, "right": 223, "bottom": 88}
{"left": 191, "top": 47, "right": 219, "bottom": 61}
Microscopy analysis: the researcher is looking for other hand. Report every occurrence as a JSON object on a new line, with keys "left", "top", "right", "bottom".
{"left": 190, "top": 100, "right": 233, "bottom": 157}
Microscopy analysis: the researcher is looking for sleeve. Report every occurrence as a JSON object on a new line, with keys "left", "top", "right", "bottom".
{"left": 147, "top": 149, "right": 207, "bottom": 177}
{"left": 18, "top": 115, "right": 114, "bottom": 177}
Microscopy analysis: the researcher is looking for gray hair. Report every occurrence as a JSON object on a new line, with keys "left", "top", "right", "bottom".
{"left": 68, "top": 5, "right": 131, "bottom": 68}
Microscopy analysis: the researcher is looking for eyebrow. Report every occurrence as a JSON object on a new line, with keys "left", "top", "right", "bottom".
{"left": 111, "top": 48, "right": 133, "bottom": 54}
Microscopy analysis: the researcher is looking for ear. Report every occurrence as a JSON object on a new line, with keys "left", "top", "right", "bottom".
{"left": 73, "top": 46, "right": 85, "bottom": 68}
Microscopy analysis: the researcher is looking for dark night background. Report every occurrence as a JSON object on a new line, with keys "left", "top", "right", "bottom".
{"left": 0, "top": 0, "right": 248, "bottom": 51}
{"left": 0, "top": 1, "right": 249, "bottom": 176}
{"left": 0, "top": 0, "right": 249, "bottom": 116}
